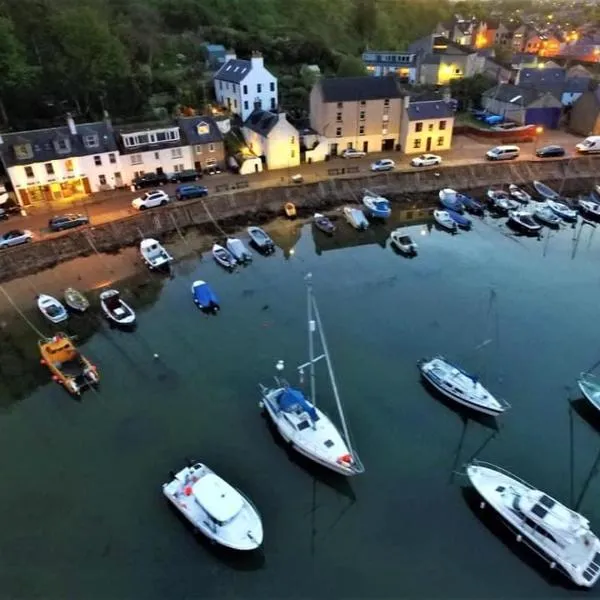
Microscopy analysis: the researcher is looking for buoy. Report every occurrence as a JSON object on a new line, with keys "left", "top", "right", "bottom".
{"left": 550, "top": 562, "right": 556, "bottom": 569}
{"left": 276, "top": 360, "right": 285, "bottom": 371}
{"left": 480, "top": 501, "right": 486, "bottom": 509}
{"left": 516, "top": 534, "right": 522, "bottom": 542}
{"left": 153, "top": 353, "right": 159, "bottom": 360}
{"left": 184, "top": 486, "right": 192, "bottom": 496}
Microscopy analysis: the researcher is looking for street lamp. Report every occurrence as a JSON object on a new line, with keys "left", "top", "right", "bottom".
{"left": 534, "top": 126, "right": 544, "bottom": 154}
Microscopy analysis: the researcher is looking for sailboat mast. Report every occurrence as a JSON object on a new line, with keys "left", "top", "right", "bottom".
{"left": 306, "top": 273, "right": 317, "bottom": 406}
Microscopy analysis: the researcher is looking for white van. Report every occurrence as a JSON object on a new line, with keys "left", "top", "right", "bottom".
{"left": 486, "top": 145, "right": 520, "bottom": 161}
{"left": 575, "top": 136, "right": 600, "bottom": 154}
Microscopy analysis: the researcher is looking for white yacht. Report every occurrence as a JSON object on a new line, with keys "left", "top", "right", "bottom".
{"left": 467, "top": 461, "right": 600, "bottom": 587}
{"left": 162, "top": 462, "right": 263, "bottom": 551}
{"left": 140, "top": 238, "right": 172, "bottom": 270}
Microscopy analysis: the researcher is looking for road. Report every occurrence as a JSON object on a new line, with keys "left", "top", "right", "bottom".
{"left": 0, "top": 131, "right": 584, "bottom": 241}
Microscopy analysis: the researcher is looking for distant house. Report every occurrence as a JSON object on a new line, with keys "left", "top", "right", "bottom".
{"left": 202, "top": 44, "right": 228, "bottom": 70}
{"left": 177, "top": 115, "right": 225, "bottom": 173}
{"left": 361, "top": 51, "right": 418, "bottom": 82}
{"left": 213, "top": 51, "right": 278, "bottom": 122}
{"left": 241, "top": 110, "right": 300, "bottom": 170}
{"left": 400, "top": 95, "right": 455, "bottom": 154}
{"left": 515, "top": 64, "right": 592, "bottom": 106}
{"left": 511, "top": 53, "right": 539, "bottom": 69}
{"left": 568, "top": 88, "right": 600, "bottom": 136}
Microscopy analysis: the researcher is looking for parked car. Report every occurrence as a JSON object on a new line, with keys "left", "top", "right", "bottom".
{"left": 132, "top": 172, "right": 168, "bottom": 190}
{"left": 486, "top": 145, "right": 520, "bottom": 161}
{"left": 175, "top": 184, "right": 209, "bottom": 200}
{"left": 536, "top": 145, "right": 566, "bottom": 158}
{"left": 341, "top": 148, "right": 366, "bottom": 159}
{"left": 0, "top": 229, "right": 32, "bottom": 248}
{"left": 48, "top": 213, "right": 89, "bottom": 232}
{"left": 410, "top": 154, "right": 442, "bottom": 167}
{"left": 168, "top": 169, "right": 202, "bottom": 183}
{"left": 576, "top": 135, "right": 600, "bottom": 154}
{"left": 370, "top": 158, "right": 395, "bottom": 172}
{"left": 131, "top": 190, "right": 170, "bottom": 211}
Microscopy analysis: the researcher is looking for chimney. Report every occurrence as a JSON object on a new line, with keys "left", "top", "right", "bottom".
{"left": 66, "top": 113, "right": 76, "bottom": 136}
{"left": 251, "top": 50, "right": 264, "bottom": 69}
{"left": 103, "top": 109, "right": 113, "bottom": 132}
{"left": 403, "top": 95, "right": 410, "bottom": 111}
{"left": 225, "top": 48, "right": 236, "bottom": 63}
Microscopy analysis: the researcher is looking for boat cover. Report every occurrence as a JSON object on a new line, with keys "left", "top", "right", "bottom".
{"left": 194, "top": 283, "right": 217, "bottom": 306}
{"left": 278, "top": 388, "right": 318, "bottom": 422}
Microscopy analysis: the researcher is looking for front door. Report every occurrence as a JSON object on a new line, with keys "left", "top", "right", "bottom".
{"left": 426, "top": 137, "right": 432, "bottom": 152}
{"left": 330, "top": 143, "right": 338, "bottom": 156}
{"left": 363, "top": 141, "right": 369, "bottom": 153}
{"left": 156, "top": 167, "right": 164, "bottom": 175}
{"left": 194, "top": 161, "right": 201, "bottom": 171}
{"left": 114, "top": 172, "right": 123, "bottom": 187}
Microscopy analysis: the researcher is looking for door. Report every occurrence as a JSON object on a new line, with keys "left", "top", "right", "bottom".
{"left": 18, "top": 189, "right": 30, "bottom": 206}
{"left": 426, "top": 137, "right": 432, "bottom": 152}
{"left": 330, "top": 143, "right": 338, "bottom": 156}
{"left": 156, "top": 167, "right": 164, "bottom": 175}
{"left": 194, "top": 161, "right": 201, "bottom": 171}
{"left": 362, "top": 141, "right": 369, "bottom": 153}
{"left": 114, "top": 172, "right": 123, "bottom": 187}
{"left": 82, "top": 177, "right": 92, "bottom": 194}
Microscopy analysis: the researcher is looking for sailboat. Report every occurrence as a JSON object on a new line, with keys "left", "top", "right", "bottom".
{"left": 258, "top": 274, "right": 364, "bottom": 476}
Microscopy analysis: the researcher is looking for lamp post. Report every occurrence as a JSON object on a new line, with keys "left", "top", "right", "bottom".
{"left": 534, "top": 125, "right": 544, "bottom": 155}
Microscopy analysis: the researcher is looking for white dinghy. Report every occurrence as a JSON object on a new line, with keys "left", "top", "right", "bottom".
{"left": 226, "top": 237, "right": 252, "bottom": 263}
{"left": 259, "top": 274, "right": 365, "bottom": 476}
{"left": 100, "top": 289, "right": 136, "bottom": 326}
{"left": 467, "top": 461, "right": 600, "bottom": 588}
{"left": 140, "top": 238, "right": 172, "bottom": 270}
{"left": 37, "top": 294, "right": 68, "bottom": 324}
{"left": 163, "top": 461, "right": 263, "bottom": 551}
{"left": 419, "top": 356, "right": 509, "bottom": 416}
{"left": 433, "top": 209, "right": 457, "bottom": 232}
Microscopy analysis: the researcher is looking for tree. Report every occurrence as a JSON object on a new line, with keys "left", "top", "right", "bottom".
{"left": 336, "top": 55, "right": 367, "bottom": 77}
{"left": 450, "top": 74, "right": 494, "bottom": 110}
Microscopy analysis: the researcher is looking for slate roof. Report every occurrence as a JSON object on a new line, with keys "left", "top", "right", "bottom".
{"left": 214, "top": 58, "right": 252, "bottom": 83}
{"left": 0, "top": 120, "right": 118, "bottom": 168}
{"left": 483, "top": 83, "right": 556, "bottom": 106}
{"left": 243, "top": 109, "right": 280, "bottom": 137}
{"left": 406, "top": 99, "right": 454, "bottom": 121}
{"left": 177, "top": 115, "right": 223, "bottom": 145}
{"left": 518, "top": 67, "right": 566, "bottom": 90}
{"left": 318, "top": 76, "right": 404, "bottom": 102}
{"left": 564, "top": 77, "right": 592, "bottom": 94}
{"left": 115, "top": 122, "right": 185, "bottom": 155}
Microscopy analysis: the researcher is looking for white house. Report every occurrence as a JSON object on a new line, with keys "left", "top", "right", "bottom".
{"left": 214, "top": 51, "right": 278, "bottom": 121}
{"left": 0, "top": 114, "right": 123, "bottom": 207}
{"left": 242, "top": 110, "right": 300, "bottom": 170}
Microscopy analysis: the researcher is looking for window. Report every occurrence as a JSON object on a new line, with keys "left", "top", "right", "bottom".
{"left": 291, "top": 149, "right": 295, "bottom": 158}
{"left": 84, "top": 134, "right": 98, "bottom": 148}
{"left": 270, "top": 82, "right": 275, "bottom": 92}
{"left": 244, "top": 101, "right": 249, "bottom": 110}
{"left": 437, "top": 136, "right": 445, "bottom": 147}
{"left": 14, "top": 143, "right": 33, "bottom": 160}
{"left": 428, "top": 123, "right": 434, "bottom": 132}
{"left": 65, "top": 159, "right": 74, "bottom": 172}
{"left": 439, "top": 120, "right": 447, "bottom": 131}
{"left": 336, "top": 127, "right": 342, "bottom": 137}
{"left": 155, "top": 132, "right": 167, "bottom": 142}
{"left": 45, "top": 163, "right": 54, "bottom": 175}
{"left": 137, "top": 133, "right": 149, "bottom": 145}
{"left": 360, "top": 100, "right": 366, "bottom": 107}
{"left": 337, "top": 102, "right": 343, "bottom": 109}
{"left": 413, "top": 139, "right": 422, "bottom": 149}
{"left": 205, "top": 158, "right": 217, "bottom": 167}
{"left": 219, "top": 81, "right": 223, "bottom": 90}
{"left": 234, "top": 99, "right": 238, "bottom": 109}
{"left": 154, "top": 152, "right": 159, "bottom": 159}
{"left": 209, "top": 143, "right": 215, "bottom": 152}
{"left": 291, "top": 136, "right": 295, "bottom": 145}
{"left": 270, "top": 97, "right": 276, "bottom": 110}
{"left": 359, "top": 125, "right": 365, "bottom": 135}
{"left": 54, "top": 138, "right": 70, "bottom": 153}
{"left": 382, "top": 127, "right": 388, "bottom": 135}
{"left": 109, "top": 153, "right": 116, "bottom": 164}
{"left": 243, "top": 85, "right": 248, "bottom": 95}
{"left": 336, "top": 112, "right": 342, "bottom": 122}
{"left": 171, "top": 148, "right": 183, "bottom": 159}
{"left": 195, "top": 145, "right": 203, "bottom": 154}
{"left": 384, "top": 98, "right": 390, "bottom": 106}
{"left": 173, "top": 164, "right": 184, "bottom": 172}
{"left": 130, "top": 154, "right": 143, "bottom": 165}
{"left": 94, "top": 155, "right": 102, "bottom": 166}
{"left": 99, "top": 174, "right": 107, "bottom": 185}
{"left": 415, "top": 122, "right": 423, "bottom": 132}
{"left": 25, "top": 166, "right": 34, "bottom": 178}
{"left": 359, "top": 111, "right": 365, "bottom": 121}
{"left": 257, "top": 83, "right": 262, "bottom": 93}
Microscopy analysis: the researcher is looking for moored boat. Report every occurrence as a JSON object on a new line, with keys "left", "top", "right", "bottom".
{"left": 140, "top": 238, "right": 172, "bottom": 270}
{"left": 63, "top": 287, "right": 89, "bottom": 312}
{"left": 212, "top": 243, "right": 236, "bottom": 270}
{"left": 37, "top": 294, "right": 68, "bottom": 324}
{"left": 579, "top": 198, "right": 600, "bottom": 220}
{"left": 191, "top": 280, "right": 219, "bottom": 312}
{"left": 533, "top": 180, "right": 560, "bottom": 200}
{"left": 433, "top": 209, "right": 457, "bottom": 232}
{"left": 508, "top": 210, "right": 542, "bottom": 234}
{"left": 389, "top": 228, "right": 417, "bottom": 254}
{"left": 226, "top": 237, "right": 252, "bottom": 263}
{"left": 313, "top": 213, "right": 335, "bottom": 235}
{"left": 547, "top": 199, "right": 577, "bottom": 221}
{"left": 343, "top": 206, "right": 369, "bottom": 230}
{"left": 578, "top": 372, "right": 600, "bottom": 412}
{"left": 534, "top": 205, "right": 561, "bottom": 227}
{"left": 247, "top": 226, "right": 275, "bottom": 254}
{"left": 99, "top": 289, "right": 136, "bottom": 327}
{"left": 446, "top": 208, "right": 472, "bottom": 229}
{"left": 362, "top": 190, "right": 391, "bottom": 219}
{"left": 487, "top": 189, "right": 519, "bottom": 212}
{"left": 438, "top": 188, "right": 465, "bottom": 213}
{"left": 284, "top": 202, "right": 297, "bottom": 219}
{"left": 509, "top": 183, "right": 532, "bottom": 204}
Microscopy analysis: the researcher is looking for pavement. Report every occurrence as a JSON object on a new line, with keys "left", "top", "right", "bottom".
{"left": 0, "top": 131, "right": 584, "bottom": 242}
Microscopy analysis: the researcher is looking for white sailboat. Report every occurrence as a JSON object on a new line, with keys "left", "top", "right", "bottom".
{"left": 259, "top": 274, "right": 364, "bottom": 476}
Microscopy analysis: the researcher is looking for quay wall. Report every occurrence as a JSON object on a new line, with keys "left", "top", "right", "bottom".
{"left": 2, "top": 157, "right": 599, "bottom": 283}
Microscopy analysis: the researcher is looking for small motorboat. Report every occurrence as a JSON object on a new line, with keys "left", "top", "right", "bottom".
{"left": 99, "top": 289, "right": 136, "bottom": 327}
{"left": 438, "top": 188, "right": 465, "bottom": 213}
{"left": 459, "top": 194, "right": 484, "bottom": 215}
{"left": 140, "top": 238, "right": 172, "bottom": 270}
{"left": 534, "top": 205, "right": 561, "bottom": 227}
{"left": 547, "top": 199, "right": 577, "bottom": 221}
{"left": 284, "top": 202, "right": 297, "bottom": 219}
{"left": 191, "top": 280, "right": 219, "bottom": 312}
{"left": 419, "top": 356, "right": 509, "bottom": 416}
{"left": 508, "top": 210, "right": 542, "bottom": 234}
{"left": 37, "top": 294, "right": 68, "bottom": 324}
{"left": 578, "top": 372, "right": 600, "bottom": 412}
{"left": 446, "top": 208, "right": 472, "bottom": 229}
{"left": 212, "top": 243, "right": 236, "bottom": 270}
{"left": 579, "top": 198, "right": 600, "bottom": 220}
{"left": 313, "top": 213, "right": 335, "bottom": 235}
{"left": 39, "top": 332, "right": 99, "bottom": 395}
{"left": 63, "top": 287, "right": 89, "bottom": 312}
{"left": 343, "top": 206, "right": 369, "bottom": 230}
{"left": 509, "top": 183, "right": 532, "bottom": 204}
{"left": 433, "top": 209, "right": 457, "bottom": 232}
{"left": 533, "top": 180, "right": 560, "bottom": 200}
{"left": 362, "top": 190, "right": 391, "bottom": 219}
{"left": 163, "top": 461, "right": 263, "bottom": 551}
{"left": 466, "top": 460, "right": 600, "bottom": 588}
{"left": 390, "top": 229, "right": 417, "bottom": 254}
{"left": 487, "top": 189, "right": 519, "bottom": 212}
{"left": 247, "top": 226, "right": 275, "bottom": 254}
{"left": 226, "top": 237, "right": 252, "bottom": 263}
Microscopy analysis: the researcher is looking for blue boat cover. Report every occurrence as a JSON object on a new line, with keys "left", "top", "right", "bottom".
{"left": 278, "top": 388, "right": 319, "bottom": 422}
{"left": 447, "top": 208, "right": 471, "bottom": 226}
{"left": 194, "top": 283, "right": 218, "bottom": 306}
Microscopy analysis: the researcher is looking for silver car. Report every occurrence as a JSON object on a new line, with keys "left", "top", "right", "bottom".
{"left": 0, "top": 229, "right": 32, "bottom": 248}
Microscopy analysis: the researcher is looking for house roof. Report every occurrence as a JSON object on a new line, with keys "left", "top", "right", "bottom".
{"left": 318, "top": 76, "right": 404, "bottom": 103}
{"left": 518, "top": 67, "right": 566, "bottom": 90}
{"left": 203, "top": 43, "right": 226, "bottom": 54}
{"left": 431, "top": 36, "right": 474, "bottom": 55}
{"left": 177, "top": 115, "right": 223, "bottom": 145}
{"left": 0, "top": 120, "right": 118, "bottom": 168}
{"left": 114, "top": 122, "right": 185, "bottom": 155}
{"left": 406, "top": 99, "right": 454, "bottom": 121}
{"left": 214, "top": 58, "right": 252, "bottom": 83}
{"left": 243, "top": 109, "right": 280, "bottom": 137}
{"left": 483, "top": 83, "right": 545, "bottom": 106}
{"left": 564, "top": 77, "right": 592, "bottom": 93}
{"left": 512, "top": 52, "right": 538, "bottom": 65}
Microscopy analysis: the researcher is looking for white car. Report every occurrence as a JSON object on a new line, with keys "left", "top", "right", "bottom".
{"left": 0, "top": 229, "right": 32, "bottom": 248}
{"left": 341, "top": 148, "right": 366, "bottom": 159}
{"left": 410, "top": 154, "right": 442, "bottom": 167}
{"left": 131, "top": 190, "right": 170, "bottom": 211}
{"left": 370, "top": 158, "right": 395, "bottom": 172}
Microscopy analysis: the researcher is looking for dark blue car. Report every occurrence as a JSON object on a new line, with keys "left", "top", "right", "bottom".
{"left": 175, "top": 184, "right": 208, "bottom": 200}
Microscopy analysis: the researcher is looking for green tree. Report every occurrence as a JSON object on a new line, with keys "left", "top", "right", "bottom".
{"left": 450, "top": 74, "right": 494, "bottom": 110}
{"left": 336, "top": 55, "right": 367, "bottom": 77}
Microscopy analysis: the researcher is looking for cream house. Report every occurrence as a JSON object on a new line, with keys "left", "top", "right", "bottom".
{"left": 399, "top": 96, "right": 455, "bottom": 154}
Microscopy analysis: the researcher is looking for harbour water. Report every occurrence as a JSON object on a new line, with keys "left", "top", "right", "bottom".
{"left": 1, "top": 208, "right": 600, "bottom": 598}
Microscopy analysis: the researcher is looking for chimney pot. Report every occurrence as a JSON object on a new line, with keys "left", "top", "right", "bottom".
{"left": 66, "top": 113, "right": 77, "bottom": 136}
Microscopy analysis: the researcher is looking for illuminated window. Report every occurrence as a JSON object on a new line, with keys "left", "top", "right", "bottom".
{"left": 359, "top": 125, "right": 365, "bottom": 135}
{"left": 25, "top": 166, "right": 34, "bottom": 178}
{"left": 336, "top": 127, "right": 342, "bottom": 137}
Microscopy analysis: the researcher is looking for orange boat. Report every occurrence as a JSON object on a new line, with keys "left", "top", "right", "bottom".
{"left": 284, "top": 202, "right": 297, "bottom": 219}
{"left": 39, "top": 333, "right": 99, "bottom": 395}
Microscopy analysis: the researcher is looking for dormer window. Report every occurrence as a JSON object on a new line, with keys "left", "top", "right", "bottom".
{"left": 14, "top": 143, "right": 33, "bottom": 160}
{"left": 196, "top": 121, "right": 210, "bottom": 136}
{"left": 84, "top": 134, "right": 99, "bottom": 148}
{"left": 54, "top": 138, "right": 71, "bottom": 154}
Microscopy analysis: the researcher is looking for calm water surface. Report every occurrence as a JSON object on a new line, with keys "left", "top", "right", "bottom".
{"left": 1, "top": 210, "right": 600, "bottom": 598}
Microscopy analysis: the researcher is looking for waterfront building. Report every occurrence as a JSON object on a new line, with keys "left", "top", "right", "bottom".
{"left": 400, "top": 95, "right": 455, "bottom": 154}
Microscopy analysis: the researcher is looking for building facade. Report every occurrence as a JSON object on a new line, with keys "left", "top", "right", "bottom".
{"left": 568, "top": 89, "right": 600, "bottom": 136}
{"left": 400, "top": 97, "right": 455, "bottom": 154}
{"left": 177, "top": 116, "right": 226, "bottom": 172}
{"left": 361, "top": 51, "right": 418, "bottom": 82}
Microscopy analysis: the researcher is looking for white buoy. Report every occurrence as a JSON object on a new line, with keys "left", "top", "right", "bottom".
{"left": 516, "top": 534, "right": 522, "bottom": 542}
{"left": 550, "top": 562, "right": 556, "bottom": 569}
{"left": 480, "top": 501, "right": 486, "bottom": 509}
{"left": 153, "top": 353, "right": 159, "bottom": 360}
{"left": 276, "top": 360, "right": 285, "bottom": 371}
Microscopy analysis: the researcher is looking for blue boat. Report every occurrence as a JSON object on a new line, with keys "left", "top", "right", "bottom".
{"left": 447, "top": 209, "right": 472, "bottom": 229}
{"left": 438, "top": 188, "right": 464, "bottom": 213}
{"left": 457, "top": 193, "right": 484, "bottom": 214}
{"left": 362, "top": 190, "right": 391, "bottom": 219}
{"left": 191, "top": 280, "right": 219, "bottom": 312}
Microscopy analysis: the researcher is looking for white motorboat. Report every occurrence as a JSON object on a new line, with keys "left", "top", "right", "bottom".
{"left": 259, "top": 274, "right": 364, "bottom": 476}
{"left": 533, "top": 180, "right": 560, "bottom": 200}
{"left": 419, "top": 356, "right": 509, "bottom": 416}
{"left": 226, "top": 237, "right": 252, "bottom": 263}
{"left": 579, "top": 198, "right": 600, "bottom": 220}
{"left": 487, "top": 189, "right": 519, "bottom": 212}
{"left": 343, "top": 206, "right": 369, "bottom": 230}
{"left": 547, "top": 199, "right": 577, "bottom": 221}
{"left": 390, "top": 228, "right": 418, "bottom": 254}
{"left": 247, "top": 226, "right": 275, "bottom": 253}
{"left": 37, "top": 294, "right": 68, "bottom": 324}
{"left": 212, "top": 243, "right": 236, "bottom": 269}
{"left": 99, "top": 289, "right": 136, "bottom": 326}
{"left": 508, "top": 210, "right": 542, "bottom": 234}
{"left": 534, "top": 205, "right": 561, "bottom": 227}
{"left": 509, "top": 184, "right": 532, "bottom": 204}
{"left": 64, "top": 287, "right": 89, "bottom": 312}
{"left": 163, "top": 462, "right": 263, "bottom": 551}
{"left": 433, "top": 209, "right": 457, "bottom": 232}
{"left": 140, "top": 238, "right": 172, "bottom": 270}
{"left": 578, "top": 372, "right": 600, "bottom": 412}
{"left": 467, "top": 461, "right": 600, "bottom": 588}
{"left": 362, "top": 190, "right": 391, "bottom": 219}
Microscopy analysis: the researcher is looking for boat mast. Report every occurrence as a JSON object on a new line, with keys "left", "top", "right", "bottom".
{"left": 306, "top": 273, "right": 317, "bottom": 406}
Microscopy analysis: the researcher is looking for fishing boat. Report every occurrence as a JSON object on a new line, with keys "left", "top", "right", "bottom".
{"left": 259, "top": 274, "right": 365, "bottom": 477}
{"left": 247, "top": 226, "right": 275, "bottom": 254}
{"left": 99, "top": 289, "right": 136, "bottom": 326}
{"left": 547, "top": 199, "right": 577, "bottom": 221}
{"left": 534, "top": 205, "right": 561, "bottom": 227}
{"left": 447, "top": 208, "right": 472, "bottom": 229}
{"left": 438, "top": 188, "right": 465, "bottom": 213}
{"left": 63, "top": 287, "right": 89, "bottom": 312}
{"left": 509, "top": 183, "right": 532, "bottom": 204}
{"left": 390, "top": 228, "right": 417, "bottom": 255}
{"left": 39, "top": 332, "right": 99, "bottom": 395}
{"left": 212, "top": 243, "right": 236, "bottom": 270}
{"left": 466, "top": 460, "right": 600, "bottom": 588}
{"left": 487, "top": 189, "right": 519, "bottom": 212}
{"left": 533, "top": 180, "right": 560, "bottom": 200}
{"left": 140, "top": 238, "right": 172, "bottom": 270}
{"left": 226, "top": 237, "right": 252, "bottom": 263}
{"left": 579, "top": 198, "right": 600, "bottom": 220}
{"left": 313, "top": 213, "right": 335, "bottom": 235}
{"left": 508, "top": 210, "right": 542, "bottom": 234}
{"left": 433, "top": 209, "right": 457, "bottom": 232}
{"left": 419, "top": 356, "right": 509, "bottom": 416}
{"left": 191, "top": 280, "right": 219, "bottom": 312}
{"left": 163, "top": 461, "right": 263, "bottom": 551}
{"left": 343, "top": 206, "right": 369, "bottom": 230}
{"left": 284, "top": 202, "right": 297, "bottom": 219}
{"left": 578, "top": 372, "right": 600, "bottom": 412}
{"left": 37, "top": 294, "right": 68, "bottom": 324}
{"left": 362, "top": 190, "right": 391, "bottom": 219}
